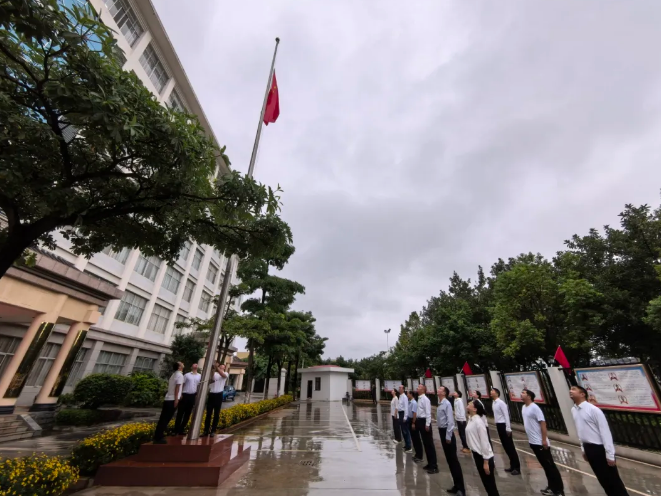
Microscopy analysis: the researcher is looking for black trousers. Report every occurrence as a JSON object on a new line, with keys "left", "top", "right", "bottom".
{"left": 530, "top": 443, "right": 564, "bottom": 493}
{"left": 439, "top": 428, "right": 465, "bottom": 491}
{"left": 496, "top": 422, "right": 520, "bottom": 470}
{"left": 409, "top": 418, "right": 423, "bottom": 459}
{"left": 584, "top": 443, "right": 629, "bottom": 496}
{"left": 472, "top": 451, "right": 499, "bottom": 496}
{"left": 399, "top": 411, "right": 411, "bottom": 449}
{"left": 174, "top": 392, "right": 196, "bottom": 434}
{"left": 416, "top": 418, "right": 437, "bottom": 469}
{"left": 203, "top": 392, "right": 223, "bottom": 435}
{"left": 392, "top": 415, "right": 402, "bottom": 441}
{"left": 154, "top": 400, "right": 176, "bottom": 441}
{"left": 457, "top": 420, "right": 469, "bottom": 449}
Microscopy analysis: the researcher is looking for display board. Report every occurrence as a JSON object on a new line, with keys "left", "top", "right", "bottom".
{"left": 425, "top": 378, "right": 436, "bottom": 394}
{"left": 383, "top": 380, "right": 403, "bottom": 392}
{"left": 441, "top": 377, "right": 456, "bottom": 394}
{"left": 355, "top": 380, "right": 371, "bottom": 391}
{"left": 411, "top": 379, "right": 420, "bottom": 389}
{"left": 466, "top": 374, "right": 488, "bottom": 398}
{"left": 575, "top": 365, "right": 661, "bottom": 413}
{"left": 503, "top": 371, "right": 546, "bottom": 404}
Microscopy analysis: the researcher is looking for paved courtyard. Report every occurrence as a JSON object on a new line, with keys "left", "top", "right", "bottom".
{"left": 80, "top": 400, "right": 660, "bottom": 495}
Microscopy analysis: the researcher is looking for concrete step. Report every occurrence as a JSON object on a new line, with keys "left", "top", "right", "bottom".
{"left": 0, "top": 419, "right": 24, "bottom": 429}
{"left": 0, "top": 431, "right": 34, "bottom": 444}
{"left": 0, "top": 416, "right": 21, "bottom": 426}
{"left": 0, "top": 424, "right": 29, "bottom": 436}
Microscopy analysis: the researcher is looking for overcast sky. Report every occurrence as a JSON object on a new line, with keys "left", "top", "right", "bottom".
{"left": 155, "top": 1, "right": 661, "bottom": 359}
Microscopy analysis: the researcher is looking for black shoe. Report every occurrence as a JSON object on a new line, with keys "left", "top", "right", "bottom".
{"left": 404, "top": 448, "right": 412, "bottom": 453}
{"left": 446, "top": 487, "right": 459, "bottom": 494}
{"left": 511, "top": 469, "right": 521, "bottom": 475}
{"left": 422, "top": 464, "right": 430, "bottom": 470}
{"left": 152, "top": 438, "right": 167, "bottom": 444}
{"left": 412, "top": 457, "right": 423, "bottom": 463}
{"left": 426, "top": 467, "right": 439, "bottom": 474}
{"left": 541, "top": 489, "right": 553, "bottom": 496}
{"left": 505, "top": 468, "right": 513, "bottom": 472}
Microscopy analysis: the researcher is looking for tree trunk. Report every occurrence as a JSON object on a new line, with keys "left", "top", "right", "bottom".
{"left": 244, "top": 340, "right": 255, "bottom": 403}
{"left": 275, "top": 359, "right": 283, "bottom": 398}
{"left": 291, "top": 353, "right": 300, "bottom": 399}
{"left": 285, "top": 360, "right": 293, "bottom": 394}
{"left": 264, "top": 355, "right": 273, "bottom": 399}
{"left": 0, "top": 232, "right": 35, "bottom": 279}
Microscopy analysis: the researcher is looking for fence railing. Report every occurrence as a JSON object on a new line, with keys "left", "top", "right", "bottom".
{"left": 602, "top": 410, "right": 661, "bottom": 451}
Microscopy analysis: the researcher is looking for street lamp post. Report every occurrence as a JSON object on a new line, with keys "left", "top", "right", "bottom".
{"left": 384, "top": 328, "right": 391, "bottom": 350}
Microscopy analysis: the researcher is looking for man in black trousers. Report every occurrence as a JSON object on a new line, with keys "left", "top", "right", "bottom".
{"left": 416, "top": 383, "right": 438, "bottom": 473}
{"left": 437, "top": 386, "right": 465, "bottom": 494}
{"left": 174, "top": 363, "right": 201, "bottom": 435}
{"left": 153, "top": 361, "right": 183, "bottom": 444}
{"left": 491, "top": 387, "right": 521, "bottom": 475}
{"left": 203, "top": 361, "right": 229, "bottom": 437}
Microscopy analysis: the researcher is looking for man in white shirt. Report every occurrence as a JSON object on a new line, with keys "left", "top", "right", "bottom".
{"left": 522, "top": 389, "right": 564, "bottom": 496}
{"left": 437, "top": 386, "right": 465, "bottom": 493}
{"left": 490, "top": 387, "right": 521, "bottom": 475}
{"left": 174, "top": 363, "right": 201, "bottom": 435}
{"left": 153, "top": 361, "right": 184, "bottom": 444}
{"left": 398, "top": 385, "right": 412, "bottom": 453}
{"left": 203, "top": 362, "right": 229, "bottom": 437}
{"left": 416, "top": 383, "right": 438, "bottom": 472}
{"left": 453, "top": 391, "right": 470, "bottom": 453}
{"left": 570, "top": 386, "right": 629, "bottom": 496}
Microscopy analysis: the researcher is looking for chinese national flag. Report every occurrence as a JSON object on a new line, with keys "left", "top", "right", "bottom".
{"left": 554, "top": 346, "right": 571, "bottom": 369}
{"left": 425, "top": 368, "right": 432, "bottom": 378}
{"left": 263, "top": 72, "right": 280, "bottom": 125}
{"left": 462, "top": 362, "right": 473, "bottom": 375}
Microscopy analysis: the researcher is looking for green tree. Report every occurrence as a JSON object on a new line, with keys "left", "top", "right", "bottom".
{"left": 161, "top": 334, "right": 205, "bottom": 378}
{"left": 0, "top": 0, "right": 291, "bottom": 277}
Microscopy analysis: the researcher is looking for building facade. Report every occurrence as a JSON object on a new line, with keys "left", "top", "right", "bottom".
{"left": 0, "top": 0, "right": 239, "bottom": 412}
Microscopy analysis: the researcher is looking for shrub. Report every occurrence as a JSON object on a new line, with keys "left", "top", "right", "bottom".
{"left": 0, "top": 454, "right": 79, "bottom": 496}
{"left": 57, "top": 392, "right": 78, "bottom": 406}
{"left": 123, "top": 372, "right": 167, "bottom": 407}
{"left": 73, "top": 373, "right": 133, "bottom": 409}
{"left": 56, "top": 408, "right": 103, "bottom": 426}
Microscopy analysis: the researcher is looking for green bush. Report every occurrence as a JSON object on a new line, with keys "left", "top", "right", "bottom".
{"left": 123, "top": 372, "right": 167, "bottom": 407}
{"left": 73, "top": 374, "right": 133, "bottom": 409}
{"left": 57, "top": 392, "right": 78, "bottom": 406}
{"left": 56, "top": 408, "right": 103, "bottom": 426}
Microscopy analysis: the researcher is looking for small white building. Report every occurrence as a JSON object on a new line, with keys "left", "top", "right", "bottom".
{"left": 299, "top": 365, "right": 354, "bottom": 401}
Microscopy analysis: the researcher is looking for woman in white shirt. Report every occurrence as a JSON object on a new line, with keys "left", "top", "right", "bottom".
{"left": 466, "top": 400, "right": 500, "bottom": 496}
{"left": 390, "top": 389, "right": 402, "bottom": 444}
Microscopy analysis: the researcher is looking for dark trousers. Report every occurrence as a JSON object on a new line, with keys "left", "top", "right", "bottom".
{"left": 530, "top": 443, "right": 564, "bottom": 493}
{"left": 203, "top": 392, "right": 223, "bottom": 435}
{"left": 174, "top": 392, "right": 196, "bottom": 434}
{"left": 439, "top": 428, "right": 465, "bottom": 491}
{"left": 496, "top": 422, "right": 520, "bottom": 470}
{"left": 472, "top": 451, "right": 499, "bottom": 496}
{"left": 416, "top": 418, "right": 437, "bottom": 469}
{"left": 584, "top": 443, "right": 629, "bottom": 496}
{"left": 154, "top": 400, "right": 176, "bottom": 441}
{"left": 392, "top": 415, "right": 402, "bottom": 441}
{"left": 399, "top": 411, "right": 411, "bottom": 449}
{"left": 410, "top": 419, "right": 423, "bottom": 459}
{"left": 457, "top": 420, "right": 469, "bottom": 449}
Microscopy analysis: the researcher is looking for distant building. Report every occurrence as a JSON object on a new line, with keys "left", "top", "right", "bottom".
{"left": 299, "top": 366, "right": 354, "bottom": 402}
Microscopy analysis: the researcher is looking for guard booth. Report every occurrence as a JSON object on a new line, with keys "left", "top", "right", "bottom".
{"left": 299, "top": 365, "right": 354, "bottom": 401}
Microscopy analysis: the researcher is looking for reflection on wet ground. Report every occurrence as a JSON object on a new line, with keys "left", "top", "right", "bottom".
{"left": 80, "top": 401, "right": 660, "bottom": 495}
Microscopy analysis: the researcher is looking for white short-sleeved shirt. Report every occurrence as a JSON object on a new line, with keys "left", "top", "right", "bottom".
{"left": 165, "top": 371, "right": 184, "bottom": 400}
{"left": 182, "top": 372, "right": 201, "bottom": 394}
{"left": 522, "top": 403, "right": 549, "bottom": 446}
{"left": 210, "top": 371, "right": 227, "bottom": 393}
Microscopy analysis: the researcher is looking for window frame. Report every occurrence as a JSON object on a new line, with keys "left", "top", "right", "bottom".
{"left": 162, "top": 265, "right": 182, "bottom": 294}
{"left": 147, "top": 304, "right": 171, "bottom": 335}
{"left": 114, "top": 290, "right": 148, "bottom": 325}
{"left": 198, "top": 291, "right": 212, "bottom": 312}
{"left": 315, "top": 377, "right": 321, "bottom": 391}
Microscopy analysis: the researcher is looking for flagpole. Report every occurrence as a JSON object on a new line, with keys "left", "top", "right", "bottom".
{"left": 187, "top": 37, "right": 280, "bottom": 442}
{"left": 248, "top": 37, "right": 280, "bottom": 178}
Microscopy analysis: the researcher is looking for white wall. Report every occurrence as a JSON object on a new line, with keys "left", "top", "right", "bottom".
{"left": 301, "top": 372, "right": 350, "bottom": 401}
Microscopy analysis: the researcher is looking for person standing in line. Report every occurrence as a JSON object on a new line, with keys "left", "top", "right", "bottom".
{"left": 408, "top": 390, "right": 424, "bottom": 463}
{"left": 398, "top": 385, "right": 412, "bottom": 453}
{"left": 453, "top": 391, "right": 470, "bottom": 453}
{"left": 570, "top": 386, "right": 629, "bottom": 496}
{"left": 371, "top": 384, "right": 377, "bottom": 405}
{"left": 391, "top": 389, "right": 402, "bottom": 444}
{"left": 416, "top": 383, "right": 438, "bottom": 473}
{"left": 174, "top": 363, "right": 201, "bottom": 435}
{"left": 466, "top": 399, "right": 500, "bottom": 496}
{"left": 202, "top": 362, "right": 229, "bottom": 437}
{"left": 153, "top": 361, "right": 184, "bottom": 444}
{"left": 491, "top": 387, "right": 521, "bottom": 475}
{"left": 437, "top": 386, "right": 465, "bottom": 495}
{"left": 522, "top": 389, "right": 564, "bottom": 496}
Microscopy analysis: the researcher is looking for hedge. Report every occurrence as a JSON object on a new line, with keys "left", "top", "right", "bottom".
{"left": 73, "top": 374, "right": 133, "bottom": 409}
{"left": 0, "top": 454, "right": 79, "bottom": 496}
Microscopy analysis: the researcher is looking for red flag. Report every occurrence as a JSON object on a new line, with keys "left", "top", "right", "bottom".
{"left": 554, "top": 346, "right": 571, "bottom": 369}
{"left": 263, "top": 72, "right": 280, "bottom": 125}
{"left": 462, "top": 362, "right": 473, "bottom": 375}
{"left": 425, "top": 368, "right": 432, "bottom": 378}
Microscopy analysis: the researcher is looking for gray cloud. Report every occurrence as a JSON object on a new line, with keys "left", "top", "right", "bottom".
{"left": 156, "top": 1, "right": 661, "bottom": 358}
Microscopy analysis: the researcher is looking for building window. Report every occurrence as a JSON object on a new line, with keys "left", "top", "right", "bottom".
{"left": 192, "top": 248, "right": 203, "bottom": 271}
{"left": 168, "top": 89, "right": 186, "bottom": 112}
{"left": 102, "top": 246, "right": 131, "bottom": 264}
{"left": 25, "top": 343, "right": 62, "bottom": 387}
{"left": 0, "top": 336, "right": 20, "bottom": 378}
{"left": 93, "top": 351, "right": 127, "bottom": 374}
{"left": 178, "top": 241, "right": 192, "bottom": 262}
{"left": 147, "top": 304, "right": 171, "bottom": 334}
{"left": 174, "top": 314, "right": 187, "bottom": 336}
{"left": 199, "top": 291, "right": 212, "bottom": 312}
{"left": 162, "top": 266, "right": 182, "bottom": 294}
{"left": 132, "top": 356, "right": 157, "bottom": 373}
{"left": 182, "top": 279, "right": 195, "bottom": 302}
{"left": 139, "top": 43, "right": 169, "bottom": 93}
{"left": 315, "top": 377, "right": 321, "bottom": 391}
{"left": 115, "top": 290, "right": 148, "bottom": 325}
{"left": 65, "top": 347, "right": 89, "bottom": 387}
{"left": 207, "top": 263, "right": 219, "bottom": 285}
{"left": 103, "top": 0, "right": 144, "bottom": 47}
{"left": 134, "top": 254, "right": 161, "bottom": 281}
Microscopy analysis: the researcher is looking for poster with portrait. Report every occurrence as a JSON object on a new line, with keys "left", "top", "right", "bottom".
{"left": 441, "top": 377, "right": 456, "bottom": 394}
{"left": 466, "top": 374, "right": 488, "bottom": 398}
{"left": 411, "top": 378, "right": 420, "bottom": 389}
{"left": 383, "top": 380, "right": 402, "bottom": 392}
{"left": 425, "top": 378, "right": 436, "bottom": 394}
{"left": 355, "top": 380, "right": 371, "bottom": 391}
{"left": 503, "top": 371, "right": 546, "bottom": 404}
{"left": 575, "top": 365, "right": 661, "bottom": 413}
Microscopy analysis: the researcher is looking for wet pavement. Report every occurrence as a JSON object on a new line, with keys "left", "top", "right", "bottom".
{"left": 76, "top": 401, "right": 661, "bottom": 495}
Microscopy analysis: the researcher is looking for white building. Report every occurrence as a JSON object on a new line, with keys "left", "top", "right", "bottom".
{"left": 299, "top": 366, "right": 354, "bottom": 402}
{"left": 0, "top": 0, "right": 241, "bottom": 411}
